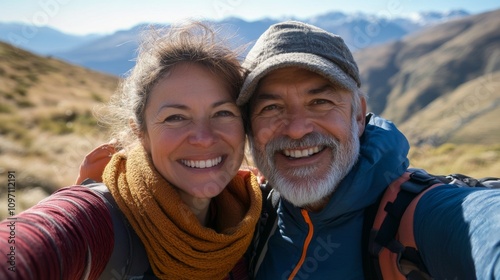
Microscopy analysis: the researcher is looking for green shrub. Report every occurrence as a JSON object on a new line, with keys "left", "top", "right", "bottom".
{"left": 91, "top": 92, "right": 104, "bottom": 102}
{"left": 16, "top": 99, "right": 34, "bottom": 108}
{"left": 0, "top": 103, "right": 11, "bottom": 113}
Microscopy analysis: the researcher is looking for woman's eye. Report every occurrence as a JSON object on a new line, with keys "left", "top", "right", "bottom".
{"left": 214, "top": 110, "right": 236, "bottom": 117}
{"left": 164, "top": 115, "right": 186, "bottom": 122}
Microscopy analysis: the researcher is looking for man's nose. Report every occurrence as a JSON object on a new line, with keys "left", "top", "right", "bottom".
{"left": 281, "top": 110, "right": 314, "bottom": 139}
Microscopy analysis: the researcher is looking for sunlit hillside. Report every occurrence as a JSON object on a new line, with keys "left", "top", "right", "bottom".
{"left": 355, "top": 9, "right": 500, "bottom": 128}
{"left": 409, "top": 144, "right": 500, "bottom": 178}
{"left": 0, "top": 41, "right": 118, "bottom": 218}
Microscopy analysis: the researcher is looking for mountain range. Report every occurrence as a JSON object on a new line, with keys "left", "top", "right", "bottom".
{"left": 355, "top": 9, "right": 500, "bottom": 146}
{"left": 0, "top": 8, "right": 499, "bottom": 213}
{"left": 0, "top": 9, "right": 470, "bottom": 76}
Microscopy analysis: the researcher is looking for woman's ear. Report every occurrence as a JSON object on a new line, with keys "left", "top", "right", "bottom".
{"left": 130, "top": 119, "right": 150, "bottom": 151}
{"left": 129, "top": 118, "right": 140, "bottom": 136}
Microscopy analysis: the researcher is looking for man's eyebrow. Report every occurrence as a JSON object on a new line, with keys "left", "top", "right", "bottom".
{"left": 308, "top": 84, "right": 335, "bottom": 94}
{"left": 253, "top": 83, "right": 337, "bottom": 103}
{"left": 254, "top": 92, "right": 281, "bottom": 101}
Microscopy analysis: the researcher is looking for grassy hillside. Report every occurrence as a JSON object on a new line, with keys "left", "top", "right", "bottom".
{"left": 355, "top": 9, "right": 500, "bottom": 126}
{"left": 0, "top": 41, "right": 118, "bottom": 209}
{"left": 399, "top": 72, "right": 500, "bottom": 146}
{"left": 409, "top": 144, "right": 500, "bottom": 178}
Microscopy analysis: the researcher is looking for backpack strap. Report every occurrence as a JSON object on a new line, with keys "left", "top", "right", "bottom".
{"left": 362, "top": 193, "right": 384, "bottom": 280}
{"left": 438, "top": 173, "right": 500, "bottom": 189}
{"left": 247, "top": 183, "right": 279, "bottom": 278}
{"left": 81, "top": 180, "right": 152, "bottom": 279}
{"left": 366, "top": 169, "right": 500, "bottom": 279}
{"left": 368, "top": 169, "right": 443, "bottom": 280}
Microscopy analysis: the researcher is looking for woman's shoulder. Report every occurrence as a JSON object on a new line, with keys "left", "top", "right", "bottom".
{"left": 76, "top": 182, "right": 152, "bottom": 279}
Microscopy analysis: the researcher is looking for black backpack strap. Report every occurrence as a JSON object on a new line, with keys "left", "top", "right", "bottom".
{"left": 362, "top": 194, "right": 384, "bottom": 280}
{"left": 437, "top": 174, "right": 500, "bottom": 188}
{"left": 248, "top": 184, "right": 279, "bottom": 278}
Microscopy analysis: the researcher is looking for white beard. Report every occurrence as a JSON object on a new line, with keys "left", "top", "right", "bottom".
{"left": 250, "top": 116, "right": 360, "bottom": 208}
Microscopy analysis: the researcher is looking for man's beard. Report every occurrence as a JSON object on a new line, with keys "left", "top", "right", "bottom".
{"left": 250, "top": 116, "right": 360, "bottom": 208}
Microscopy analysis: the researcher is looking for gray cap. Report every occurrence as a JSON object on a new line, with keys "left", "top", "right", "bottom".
{"left": 237, "top": 21, "right": 360, "bottom": 105}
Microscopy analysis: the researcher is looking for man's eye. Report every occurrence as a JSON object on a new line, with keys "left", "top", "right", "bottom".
{"left": 312, "top": 99, "right": 330, "bottom": 105}
{"left": 262, "top": 104, "right": 279, "bottom": 111}
{"left": 253, "top": 104, "right": 282, "bottom": 117}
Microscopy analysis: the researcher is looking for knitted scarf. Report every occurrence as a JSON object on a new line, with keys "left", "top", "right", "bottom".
{"left": 103, "top": 145, "right": 262, "bottom": 279}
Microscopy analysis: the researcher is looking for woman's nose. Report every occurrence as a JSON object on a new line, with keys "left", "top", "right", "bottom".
{"left": 188, "top": 122, "right": 217, "bottom": 147}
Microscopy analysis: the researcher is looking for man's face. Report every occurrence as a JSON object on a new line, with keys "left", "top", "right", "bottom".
{"left": 248, "top": 67, "right": 366, "bottom": 209}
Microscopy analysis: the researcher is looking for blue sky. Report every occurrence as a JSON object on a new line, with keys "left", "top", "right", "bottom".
{"left": 1, "top": 0, "right": 499, "bottom": 35}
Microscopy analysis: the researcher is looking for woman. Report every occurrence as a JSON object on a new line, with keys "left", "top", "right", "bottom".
{"left": 0, "top": 22, "right": 262, "bottom": 280}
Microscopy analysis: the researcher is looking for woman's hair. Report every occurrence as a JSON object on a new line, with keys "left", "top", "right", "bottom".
{"left": 100, "top": 21, "right": 244, "bottom": 150}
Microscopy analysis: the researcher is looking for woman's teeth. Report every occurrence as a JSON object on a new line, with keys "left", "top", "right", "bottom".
{"left": 181, "top": 156, "right": 222, "bottom": 168}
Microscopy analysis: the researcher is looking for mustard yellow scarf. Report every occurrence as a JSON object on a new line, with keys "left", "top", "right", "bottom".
{"left": 103, "top": 145, "right": 262, "bottom": 279}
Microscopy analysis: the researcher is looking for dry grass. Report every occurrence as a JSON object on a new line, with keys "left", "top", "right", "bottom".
{"left": 409, "top": 144, "right": 500, "bottom": 178}
{"left": 399, "top": 72, "right": 500, "bottom": 146}
{"left": 0, "top": 42, "right": 117, "bottom": 219}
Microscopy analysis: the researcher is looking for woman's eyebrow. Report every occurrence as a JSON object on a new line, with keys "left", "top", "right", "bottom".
{"left": 156, "top": 103, "right": 188, "bottom": 114}
{"left": 212, "top": 100, "right": 236, "bottom": 108}
{"left": 156, "top": 100, "right": 234, "bottom": 114}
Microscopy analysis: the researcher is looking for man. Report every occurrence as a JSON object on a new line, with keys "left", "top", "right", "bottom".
{"left": 237, "top": 21, "right": 500, "bottom": 279}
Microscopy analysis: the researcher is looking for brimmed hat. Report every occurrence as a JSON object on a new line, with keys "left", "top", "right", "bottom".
{"left": 237, "top": 21, "right": 361, "bottom": 105}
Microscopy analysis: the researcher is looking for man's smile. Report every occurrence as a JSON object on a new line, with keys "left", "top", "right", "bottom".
{"left": 283, "top": 146, "right": 325, "bottom": 158}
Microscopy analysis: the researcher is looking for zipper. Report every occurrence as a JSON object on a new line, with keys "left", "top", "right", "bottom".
{"left": 288, "top": 209, "right": 314, "bottom": 280}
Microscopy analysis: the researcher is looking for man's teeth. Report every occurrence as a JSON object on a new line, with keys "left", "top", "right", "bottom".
{"left": 181, "top": 157, "right": 222, "bottom": 168}
{"left": 283, "top": 146, "right": 321, "bottom": 158}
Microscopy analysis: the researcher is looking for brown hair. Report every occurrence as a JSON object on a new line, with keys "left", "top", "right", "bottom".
{"left": 100, "top": 21, "right": 244, "bottom": 149}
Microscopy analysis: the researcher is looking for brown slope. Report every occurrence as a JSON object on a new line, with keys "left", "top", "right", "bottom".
{"left": 0, "top": 41, "right": 118, "bottom": 196}
{"left": 399, "top": 72, "right": 500, "bottom": 146}
{"left": 354, "top": 9, "right": 500, "bottom": 125}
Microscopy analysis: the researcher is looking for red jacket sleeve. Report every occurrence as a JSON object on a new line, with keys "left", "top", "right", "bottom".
{"left": 0, "top": 186, "right": 114, "bottom": 280}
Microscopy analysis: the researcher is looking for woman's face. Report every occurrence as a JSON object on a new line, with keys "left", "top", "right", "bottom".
{"left": 141, "top": 63, "right": 245, "bottom": 199}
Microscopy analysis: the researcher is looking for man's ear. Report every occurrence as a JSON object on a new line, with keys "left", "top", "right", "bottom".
{"left": 356, "top": 96, "right": 367, "bottom": 137}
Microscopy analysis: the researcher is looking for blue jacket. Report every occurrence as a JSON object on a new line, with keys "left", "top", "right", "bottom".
{"left": 255, "top": 114, "right": 500, "bottom": 279}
